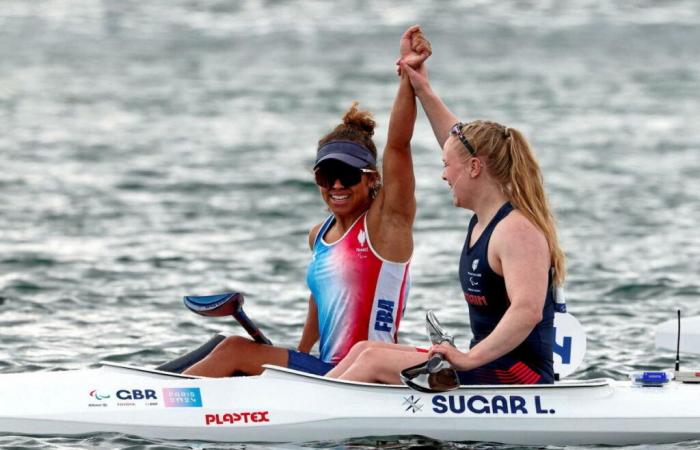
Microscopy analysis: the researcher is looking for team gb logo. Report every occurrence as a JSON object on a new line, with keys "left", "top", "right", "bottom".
{"left": 472, "top": 259, "right": 479, "bottom": 271}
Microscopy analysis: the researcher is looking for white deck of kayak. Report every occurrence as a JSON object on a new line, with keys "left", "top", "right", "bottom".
{"left": 100, "top": 361, "right": 611, "bottom": 389}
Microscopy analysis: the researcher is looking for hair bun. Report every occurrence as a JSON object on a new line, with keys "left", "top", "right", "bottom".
{"left": 318, "top": 101, "right": 379, "bottom": 163}
{"left": 342, "top": 101, "right": 376, "bottom": 137}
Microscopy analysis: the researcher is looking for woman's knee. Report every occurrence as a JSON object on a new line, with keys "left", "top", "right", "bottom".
{"left": 355, "top": 340, "right": 394, "bottom": 353}
{"left": 356, "top": 346, "right": 387, "bottom": 367}
{"left": 351, "top": 340, "right": 375, "bottom": 353}
{"left": 214, "top": 335, "right": 254, "bottom": 355}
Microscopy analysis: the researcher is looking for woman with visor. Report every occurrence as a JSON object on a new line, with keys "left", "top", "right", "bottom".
{"left": 184, "top": 26, "right": 431, "bottom": 377}
{"left": 327, "top": 29, "right": 565, "bottom": 385}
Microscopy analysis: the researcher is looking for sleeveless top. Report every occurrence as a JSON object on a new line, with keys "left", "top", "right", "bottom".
{"left": 459, "top": 202, "right": 554, "bottom": 377}
{"left": 305, "top": 212, "right": 411, "bottom": 364}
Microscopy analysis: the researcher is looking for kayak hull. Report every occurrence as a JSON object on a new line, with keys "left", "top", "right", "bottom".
{"left": 1, "top": 363, "right": 699, "bottom": 445}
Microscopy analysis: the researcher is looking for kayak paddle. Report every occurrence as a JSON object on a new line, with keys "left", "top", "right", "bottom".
{"left": 400, "top": 310, "right": 460, "bottom": 393}
{"left": 183, "top": 292, "right": 272, "bottom": 345}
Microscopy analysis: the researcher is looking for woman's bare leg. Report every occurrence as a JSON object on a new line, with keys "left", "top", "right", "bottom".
{"left": 326, "top": 341, "right": 401, "bottom": 378}
{"left": 336, "top": 346, "right": 428, "bottom": 384}
{"left": 326, "top": 341, "right": 419, "bottom": 378}
{"left": 183, "top": 335, "right": 289, "bottom": 377}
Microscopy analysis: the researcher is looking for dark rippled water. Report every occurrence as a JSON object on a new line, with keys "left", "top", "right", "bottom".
{"left": 2, "top": 1, "right": 700, "bottom": 449}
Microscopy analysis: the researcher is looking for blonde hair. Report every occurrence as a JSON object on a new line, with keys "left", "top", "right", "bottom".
{"left": 459, "top": 120, "right": 566, "bottom": 285}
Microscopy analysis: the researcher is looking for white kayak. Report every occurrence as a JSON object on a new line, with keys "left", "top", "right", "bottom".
{"left": 1, "top": 362, "right": 699, "bottom": 446}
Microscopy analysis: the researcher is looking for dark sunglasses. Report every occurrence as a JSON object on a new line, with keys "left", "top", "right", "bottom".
{"left": 450, "top": 122, "right": 477, "bottom": 156}
{"left": 314, "top": 163, "right": 376, "bottom": 189}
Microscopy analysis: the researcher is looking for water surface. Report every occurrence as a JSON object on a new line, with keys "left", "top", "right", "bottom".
{"left": 1, "top": 1, "right": 699, "bottom": 448}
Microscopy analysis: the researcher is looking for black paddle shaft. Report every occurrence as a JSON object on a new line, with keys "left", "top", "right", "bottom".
{"left": 233, "top": 306, "right": 272, "bottom": 345}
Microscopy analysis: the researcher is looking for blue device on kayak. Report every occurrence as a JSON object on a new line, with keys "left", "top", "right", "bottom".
{"left": 631, "top": 371, "right": 670, "bottom": 386}
{"left": 184, "top": 292, "right": 272, "bottom": 345}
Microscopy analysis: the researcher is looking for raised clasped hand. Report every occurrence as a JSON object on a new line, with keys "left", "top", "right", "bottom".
{"left": 397, "top": 25, "right": 432, "bottom": 75}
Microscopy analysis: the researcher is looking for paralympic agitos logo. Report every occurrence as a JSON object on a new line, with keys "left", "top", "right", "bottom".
{"left": 89, "top": 390, "right": 110, "bottom": 401}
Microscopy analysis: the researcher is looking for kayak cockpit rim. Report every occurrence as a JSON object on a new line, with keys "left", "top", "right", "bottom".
{"left": 99, "top": 361, "right": 201, "bottom": 378}
{"left": 98, "top": 361, "right": 611, "bottom": 389}
{"left": 260, "top": 364, "right": 612, "bottom": 389}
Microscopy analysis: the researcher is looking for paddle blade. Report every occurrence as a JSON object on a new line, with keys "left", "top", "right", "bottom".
{"left": 426, "top": 310, "right": 452, "bottom": 345}
{"left": 655, "top": 316, "right": 700, "bottom": 355}
{"left": 183, "top": 292, "right": 272, "bottom": 346}
{"left": 553, "top": 312, "right": 587, "bottom": 378}
{"left": 400, "top": 360, "right": 460, "bottom": 393}
{"left": 183, "top": 292, "right": 243, "bottom": 317}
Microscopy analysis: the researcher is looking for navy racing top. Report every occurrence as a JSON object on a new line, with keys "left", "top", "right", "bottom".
{"left": 458, "top": 202, "right": 554, "bottom": 381}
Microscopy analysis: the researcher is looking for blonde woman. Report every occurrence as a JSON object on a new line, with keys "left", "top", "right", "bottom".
{"left": 326, "top": 29, "right": 565, "bottom": 385}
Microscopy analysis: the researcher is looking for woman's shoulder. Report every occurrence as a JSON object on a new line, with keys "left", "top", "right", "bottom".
{"left": 491, "top": 209, "right": 551, "bottom": 284}
{"left": 308, "top": 222, "right": 323, "bottom": 250}
{"left": 495, "top": 209, "right": 547, "bottom": 248}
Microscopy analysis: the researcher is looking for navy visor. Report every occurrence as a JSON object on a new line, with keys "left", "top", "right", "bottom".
{"left": 314, "top": 140, "right": 376, "bottom": 169}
